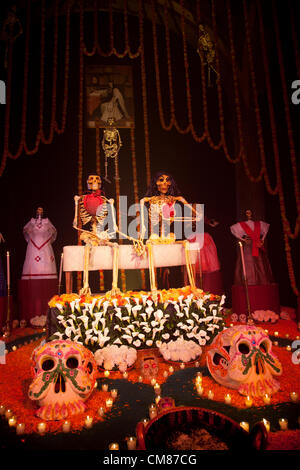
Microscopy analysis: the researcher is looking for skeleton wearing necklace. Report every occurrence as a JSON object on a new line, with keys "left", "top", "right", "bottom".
{"left": 140, "top": 172, "right": 202, "bottom": 298}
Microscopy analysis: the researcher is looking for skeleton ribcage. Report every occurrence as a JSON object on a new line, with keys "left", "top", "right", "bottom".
{"left": 79, "top": 198, "right": 108, "bottom": 227}
{"left": 149, "top": 203, "right": 162, "bottom": 226}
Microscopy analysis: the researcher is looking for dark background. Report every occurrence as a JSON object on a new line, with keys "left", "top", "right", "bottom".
{"left": 0, "top": 0, "right": 299, "bottom": 314}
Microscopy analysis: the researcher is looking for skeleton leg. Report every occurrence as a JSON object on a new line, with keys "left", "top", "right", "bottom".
{"left": 80, "top": 244, "right": 92, "bottom": 296}
{"left": 176, "top": 240, "right": 196, "bottom": 291}
{"left": 146, "top": 240, "right": 158, "bottom": 302}
{"left": 105, "top": 241, "right": 121, "bottom": 297}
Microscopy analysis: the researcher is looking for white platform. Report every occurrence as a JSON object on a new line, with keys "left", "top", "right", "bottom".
{"left": 63, "top": 242, "right": 199, "bottom": 272}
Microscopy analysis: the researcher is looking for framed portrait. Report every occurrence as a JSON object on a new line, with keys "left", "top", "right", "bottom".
{"left": 86, "top": 64, "right": 135, "bottom": 128}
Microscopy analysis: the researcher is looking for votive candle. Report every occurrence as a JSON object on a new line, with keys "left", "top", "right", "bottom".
{"left": 5, "top": 409, "right": 13, "bottom": 419}
{"left": 109, "top": 443, "right": 119, "bottom": 450}
{"left": 240, "top": 421, "right": 249, "bottom": 432}
{"left": 224, "top": 393, "right": 232, "bottom": 405}
{"left": 208, "top": 390, "right": 214, "bottom": 400}
{"left": 84, "top": 416, "right": 93, "bottom": 429}
{"left": 111, "top": 389, "right": 118, "bottom": 399}
{"left": 168, "top": 366, "right": 174, "bottom": 374}
{"left": 104, "top": 370, "right": 110, "bottom": 378}
{"left": 290, "top": 392, "right": 298, "bottom": 402}
{"left": 8, "top": 416, "right": 17, "bottom": 427}
{"left": 279, "top": 418, "right": 288, "bottom": 431}
{"left": 106, "top": 398, "right": 113, "bottom": 408}
{"left": 37, "top": 422, "right": 47, "bottom": 435}
{"left": 149, "top": 404, "right": 157, "bottom": 419}
{"left": 245, "top": 395, "right": 253, "bottom": 407}
{"left": 263, "top": 394, "right": 271, "bottom": 405}
{"left": 16, "top": 423, "right": 25, "bottom": 435}
{"left": 62, "top": 421, "right": 71, "bottom": 433}
{"left": 102, "top": 384, "right": 108, "bottom": 392}
{"left": 98, "top": 407, "right": 105, "bottom": 417}
{"left": 154, "top": 383, "right": 161, "bottom": 395}
{"left": 123, "top": 371, "right": 128, "bottom": 379}
{"left": 150, "top": 378, "right": 157, "bottom": 386}
{"left": 197, "top": 386, "right": 204, "bottom": 396}
{"left": 262, "top": 419, "right": 270, "bottom": 432}
{"left": 127, "top": 436, "right": 137, "bottom": 450}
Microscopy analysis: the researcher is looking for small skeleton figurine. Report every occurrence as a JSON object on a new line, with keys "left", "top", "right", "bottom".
{"left": 73, "top": 174, "right": 120, "bottom": 296}
{"left": 101, "top": 118, "right": 122, "bottom": 183}
{"left": 140, "top": 172, "right": 202, "bottom": 299}
{"left": 197, "top": 24, "right": 219, "bottom": 86}
{"left": 0, "top": 5, "right": 23, "bottom": 69}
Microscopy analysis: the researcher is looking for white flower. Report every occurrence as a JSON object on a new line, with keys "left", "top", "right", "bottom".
{"left": 133, "top": 339, "right": 141, "bottom": 348}
{"left": 154, "top": 309, "right": 164, "bottom": 322}
{"left": 132, "top": 305, "right": 142, "bottom": 318}
{"left": 122, "top": 334, "right": 133, "bottom": 344}
{"left": 162, "top": 333, "right": 170, "bottom": 340}
{"left": 146, "top": 340, "right": 153, "bottom": 347}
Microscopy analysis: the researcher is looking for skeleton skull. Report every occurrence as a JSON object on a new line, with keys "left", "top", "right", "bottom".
{"left": 28, "top": 340, "right": 97, "bottom": 420}
{"left": 206, "top": 325, "right": 282, "bottom": 397}
{"left": 87, "top": 174, "right": 101, "bottom": 192}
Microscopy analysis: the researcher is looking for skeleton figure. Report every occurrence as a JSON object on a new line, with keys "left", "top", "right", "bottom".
{"left": 207, "top": 325, "right": 282, "bottom": 397}
{"left": 197, "top": 24, "right": 220, "bottom": 86}
{"left": 101, "top": 118, "right": 122, "bottom": 183}
{"left": 28, "top": 339, "right": 97, "bottom": 420}
{"left": 140, "top": 172, "right": 202, "bottom": 299}
{"left": 73, "top": 174, "right": 120, "bottom": 296}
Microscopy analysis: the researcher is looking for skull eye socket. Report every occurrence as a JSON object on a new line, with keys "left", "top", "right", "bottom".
{"left": 259, "top": 340, "right": 269, "bottom": 353}
{"left": 238, "top": 342, "right": 250, "bottom": 355}
{"left": 41, "top": 358, "right": 55, "bottom": 371}
{"left": 66, "top": 357, "right": 79, "bottom": 369}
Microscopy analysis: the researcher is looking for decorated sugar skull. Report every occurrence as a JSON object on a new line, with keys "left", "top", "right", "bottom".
{"left": 138, "top": 352, "right": 158, "bottom": 383}
{"left": 207, "top": 325, "right": 282, "bottom": 397}
{"left": 28, "top": 340, "right": 97, "bottom": 420}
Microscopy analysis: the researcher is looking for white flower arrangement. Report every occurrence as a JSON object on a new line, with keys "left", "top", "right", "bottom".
{"left": 252, "top": 310, "right": 279, "bottom": 323}
{"left": 159, "top": 337, "right": 202, "bottom": 363}
{"left": 30, "top": 315, "right": 47, "bottom": 327}
{"left": 94, "top": 345, "right": 137, "bottom": 372}
{"left": 50, "top": 288, "right": 226, "bottom": 355}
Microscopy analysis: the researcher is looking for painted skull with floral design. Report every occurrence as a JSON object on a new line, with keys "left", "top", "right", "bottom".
{"left": 206, "top": 325, "right": 282, "bottom": 397}
{"left": 28, "top": 340, "right": 97, "bottom": 420}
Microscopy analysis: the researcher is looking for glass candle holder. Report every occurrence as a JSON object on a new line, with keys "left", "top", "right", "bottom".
{"left": 279, "top": 418, "right": 288, "bottom": 431}
{"left": 240, "top": 421, "right": 249, "bottom": 432}
{"left": 109, "top": 443, "right": 119, "bottom": 450}
{"left": 127, "top": 436, "right": 137, "bottom": 450}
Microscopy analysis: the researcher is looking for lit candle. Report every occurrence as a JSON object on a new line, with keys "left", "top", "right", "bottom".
{"left": 62, "top": 421, "right": 71, "bottom": 433}
{"left": 168, "top": 366, "right": 174, "bottom": 374}
{"left": 142, "top": 418, "right": 149, "bottom": 427}
{"left": 163, "top": 371, "right": 168, "bottom": 378}
{"left": 224, "top": 393, "right": 232, "bottom": 405}
{"left": 195, "top": 376, "right": 202, "bottom": 386}
{"left": 104, "top": 370, "right": 110, "bottom": 378}
{"left": 16, "top": 423, "right": 25, "bottom": 435}
{"left": 197, "top": 386, "right": 204, "bottom": 396}
{"left": 98, "top": 407, "right": 105, "bottom": 417}
{"left": 127, "top": 436, "right": 137, "bottom": 450}
{"left": 84, "top": 416, "right": 93, "bottom": 429}
{"left": 123, "top": 371, "right": 128, "bottom": 379}
{"left": 8, "top": 416, "right": 17, "bottom": 427}
{"left": 279, "top": 418, "right": 288, "bottom": 431}
{"left": 240, "top": 421, "right": 249, "bottom": 432}
{"left": 155, "top": 395, "right": 161, "bottom": 405}
{"left": 106, "top": 398, "right": 113, "bottom": 408}
{"left": 6, "top": 251, "right": 10, "bottom": 289}
{"left": 5, "top": 409, "right": 13, "bottom": 419}
{"left": 37, "top": 422, "right": 47, "bottom": 435}
{"left": 0, "top": 405, "right": 6, "bottom": 415}
{"left": 150, "top": 378, "right": 157, "bottom": 386}
{"left": 149, "top": 404, "right": 157, "bottom": 419}
{"left": 245, "top": 395, "right": 253, "bottom": 407}
{"left": 263, "top": 394, "right": 271, "bottom": 405}
{"left": 102, "top": 384, "right": 108, "bottom": 392}
{"left": 111, "top": 389, "right": 118, "bottom": 399}
{"left": 208, "top": 390, "right": 214, "bottom": 400}
{"left": 286, "top": 345, "right": 291, "bottom": 352}
{"left": 154, "top": 383, "right": 161, "bottom": 395}
{"left": 195, "top": 361, "right": 200, "bottom": 367}
{"left": 262, "top": 419, "right": 270, "bottom": 432}
{"left": 274, "top": 331, "right": 279, "bottom": 337}
{"left": 109, "top": 443, "right": 119, "bottom": 450}
{"left": 138, "top": 375, "right": 143, "bottom": 382}
{"left": 180, "top": 362, "right": 185, "bottom": 369}
{"left": 290, "top": 392, "right": 298, "bottom": 402}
